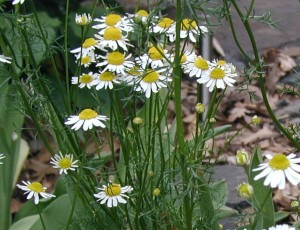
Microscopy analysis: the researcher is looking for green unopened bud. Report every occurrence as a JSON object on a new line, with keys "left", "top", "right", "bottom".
{"left": 209, "top": 117, "right": 216, "bottom": 124}
{"left": 291, "top": 200, "right": 300, "bottom": 208}
{"left": 152, "top": 188, "right": 161, "bottom": 196}
{"left": 236, "top": 149, "right": 249, "bottom": 166}
{"left": 237, "top": 183, "right": 253, "bottom": 199}
{"left": 133, "top": 117, "right": 143, "bottom": 125}
{"left": 134, "top": 10, "right": 149, "bottom": 24}
{"left": 195, "top": 103, "right": 205, "bottom": 114}
{"left": 251, "top": 115, "right": 261, "bottom": 125}
{"left": 148, "top": 171, "right": 154, "bottom": 177}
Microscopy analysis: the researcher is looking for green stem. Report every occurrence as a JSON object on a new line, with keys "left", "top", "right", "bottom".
{"left": 37, "top": 204, "right": 46, "bottom": 230}
{"left": 230, "top": 0, "right": 300, "bottom": 150}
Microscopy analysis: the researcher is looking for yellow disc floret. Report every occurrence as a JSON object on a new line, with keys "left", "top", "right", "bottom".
{"left": 83, "top": 38, "right": 98, "bottom": 48}
{"left": 143, "top": 71, "right": 159, "bottom": 83}
{"left": 269, "top": 154, "right": 290, "bottom": 170}
{"left": 58, "top": 157, "right": 72, "bottom": 169}
{"left": 103, "top": 27, "right": 122, "bottom": 40}
{"left": 27, "top": 182, "right": 45, "bottom": 193}
{"left": 181, "top": 19, "right": 197, "bottom": 31}
{"left": 100, "top": 72, "right": 116, "bottom": 81}
{"left": 148, "top": 47, "right": 164, "bottom": 60}
{"left": 194, "top": 57, "right": 209, "bottom": 70}
{"left": 105, "top": 14, "right": 122, "bottom": 26}
{"left": 105, "top": 183, "right": 121, "bottom": 196}
{"left": 210, "top": 68, "right": 225, "bottom": 79}
{"left": 79, "top": 74, "right": 93, "bottom": 83}
{"left": 107, "top": 52, "right": 125, "bottom": 65}
{"left": 158, "top": 17, "right": 174, "bottom": 28}
{"left": 79, "top": 109, "right": 98, "bottom": 120}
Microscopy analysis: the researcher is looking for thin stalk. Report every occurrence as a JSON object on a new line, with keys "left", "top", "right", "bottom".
{"left": 37, "top": 204, "right": 46, "bottom": 230}
{"left": 64, "top": 0, "right": 71, "bottom": 113}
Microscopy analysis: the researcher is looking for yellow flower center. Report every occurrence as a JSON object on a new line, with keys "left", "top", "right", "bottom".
{"left": 82, "top": 38, "right": 98, "bottom": 48}
{"left": 216, "top": 60, "right": 227, "bottom": 66}
{"left": 180, "top": 54, "right": 187, "bottom": 64}
{"left": 100, "top": 72, "right": 116, "bottom": 81}
{"left": 148, "top": 47, "right": 164, "bottom": 60}
{"left": 78, "top": 109, "right": 98, "bottom": 120}
{"left": 107, "top": 51, "right": 125, "bottom": 65}
{"left": 269, "top": 154, "right": 290, "bottom": 170}
{"left": 194, "top": 57, "right": 209, "bottom": 70}
{"left": 27, "top": 182, "right": 45, "bottom": 193}
{"left": 79, "top": 74, "right": 93, "bottom": 83}
{"left": 143, "top": 71, "right": 159, "bottom": 83}
{"left": 158, "top": 17, "right": 174, "bottom": 28}
{"left": 58, "top": 157, "right": 72, "bottom": 169}
{"left": 181, "top": 19, "right": 197, "bottom": 31}
{"left": 136, "top": 10, "right": 149, "bottom": 17}
{"left": 105, "top": 183, "right": 121, "bottom": 197}
{"left": 81, "top": 56, "right": 91, "bottom": 64}
{"left": 103, "top": 27, "right": 122, "bottom": 41}
{"left": 210, "top": 68, "right": 225, "bottom": 79}
{"left": 105, "top": 14, "right": 122, "bottom": 26}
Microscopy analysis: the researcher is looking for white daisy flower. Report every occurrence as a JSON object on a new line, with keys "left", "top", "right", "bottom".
{"left": 97, "top": 51, "right": 134, "bottom": 76}
{"left": 268, "top": 224, "right": 296, "bottom": 230}
{"left": 70, "top": 38, "right": 100, "bottom": 57}
{"left": 93, "top": 13, "right": 134, "bottom": 34}
{"left": 0, "top": 153, "right": 5, "bottom": 164}
{"left": 0, "top": 54, "right": 12, "bottom": 64}
{"left": 134, "top": 9, "right": 149, "bottom": 24}
{"left": 65, "top": 109, "right": 108, "bottom": 131}
{"left": 197, "top": 64, "right": 237, "bottom": 92}
{"left": 94, "top": 71, "right": 120, "bottom": 90}
{"left": 174, "top": 18, "right": 208, "bottom": 43}
{"left": 71, "top": 72, "right": 98, "bottom": 89}
{"left": 94, "top": 183, "right": 133, "bottom": 208}
{"left": 121, "top": 66, "right": 142, "bottom": 85}
{"left": 184, "top": 56, "right": 211, "bottom": 78}
{"left": 75, "top": 51, "right": 97, "bottom": 67}
{"left": 50, "top": 152, "right": 79, "bottom": 174}
{"left": 16, "top": 181, "right": 56, "bottom": 204}
{"left": 75, "top": 13, "right": 92, "bottom": 26}
{"left": 135, "top": 46, "right": 170, "bottom": 69}
{"left": 169, "top": 50, "right": 197, "bottom": 72}
{"left": 135, "top": 69, "right": 171, "bottom": 98}
{"left": 95, "top": 27, "right": 133, "bottom": 51}
{"left": 150, "top": 17, "right": 176, "bottom": 40}
{"left": 253, "top": 153, "right": 300, "bottom": 190}
{"left": 12, "top": 0, "right": 25, "bottom": 5}
{"left": 210, "top": 59, "right": 236, "bottom": 73}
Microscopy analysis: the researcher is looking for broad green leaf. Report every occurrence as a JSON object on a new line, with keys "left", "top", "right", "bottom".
{"left": 9, "top": 215, "right": 39, "bottom": 230}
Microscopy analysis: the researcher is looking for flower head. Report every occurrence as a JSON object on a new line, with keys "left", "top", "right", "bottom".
{"left": 94, "top": 71, "right": 120, "bottom": 90}
{"left": 16, "top": 181, "right": 55, "bottom": 204}
{"left": 184, "top": 56, "right": 211, "bottom": 78}
{"left": 75, "top": 13, "right": 92, "bottom": 26}
{"left": 94, "top": 183, "right": 133, "bottom": 208}
{"left": 97, "top": 51, "right": 134, "bottom": 76}
{"left": 50, "top": 152, "right": 79, "bottom": 174}
{"left": 71, "top": 72, "right": 98, "bottom": 89}
{"left": 152, "top": 188, "right": 161, "bottom": 196}
{"left": 195, "top": 103, "right": 205, "bottom": 114}
{"left": 291, "top": 200, "right": 300, "bottom": 208}
{"left": 0, "top": 154, "right": 5, "bottom": 164}
{"left": 135, "top": 46, "right": 170, "bottom": 69}
{"left": 268, "top": 224, "right": 295, "bottom": 230}
{"left": 236, "top": 149, "right": 249, "bottom": 166}
{"left": 65, "top": 109, "right": 108, "bottom": 131}
{"left": 197, "top": 64, "right": 237, "bottom": 92}
{"left": 252, "top": 115, "right": 261, "bottom": 125}
{"left": 150, "top": 17, "right": 175, "bottom": 41}
{"left": 178, "top": 18, "right": 208, "bottom": 43}
{"left": 0, "top": 54, "right": 12, "bottom": 64}
{"left": 237, "top": 182, "right": 253, "bottom": 199}
{"left": 253, "top": 153, "right": 300, "bottom": 189}
{"left": 70, "top": 38, "right": 101, "bottom": 57}
{"left": 134, "top": 10, "right": 149, "bottom": 24}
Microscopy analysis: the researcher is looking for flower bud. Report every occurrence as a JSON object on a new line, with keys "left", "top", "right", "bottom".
{"left": 148, "top": 171, "right": 154, "bottom": 177}
{"left": 209, "top": 117, "right": 216, "bottom": 124}
{"left": 75, "top": 13, "right": 92, "bottom": 26}
{"left": 134, "top": 10, "right": 149, "bottom": 24}
{"left": 133, "top": 117, "right": 143, "bottom": 125}
{"left": 237, "top": 183, "right": 253, "bottom": 199}
{"left": 291, "top": 200, "right": 300, "bottom": 208}
{"left": 152, "top": 188, "right": 161, "bottom": 196}
{"left": 251, "top": 115, "right": 261, "bottom": 125}
{"left": 236, "top": 149, "right": 249, "bottom": 166}
{"left": 195, "top": 103, "right": 206, "bottom": 114}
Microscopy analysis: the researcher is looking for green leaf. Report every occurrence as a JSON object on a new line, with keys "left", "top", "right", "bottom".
{"left": 249, "top": 147, "right": 275, "bottom": 228}
{"left": 9, "top": 215, "right": 39, "bottom": 230}
{"left": 274, "top": 211, "right": 290, "bottom": 222}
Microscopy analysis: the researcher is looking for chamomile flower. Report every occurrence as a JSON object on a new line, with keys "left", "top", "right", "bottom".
{"left": 94, "top": 183, "right": 133, "bottom": 208}
{"left": 76, "top": 53, "right": 97, "bottom": 67}
{"left": 178, "top": 18, "right": 208, "bottom": 43}
{"left": 150, "top": 17, "right": 175, "bottom": 40}
{"left": 97, "top": 51, "right": 134, "bottom": 76}
{"left": 197, "top": 65, "right": 237, "bottom": 92}
{"left": 253, "top": 153, "right": 300, "bottom": 189}
{"left": 121, "top": 66, "right": 142, "bottom": 85}
{"left": 71, "top": 72, "right": 98, "bottom": 89}
{"left": 0, "top": 54, "right": 12, "bottom": 64}
{"left": 16, "top": 181, "right": 56, "bottom": 204}
{"left": 94, "top": 71, "right": 120, "bottom": 90}
{"left": 135, "top": 69, "right": 171, "bottom": 98}
{"left": 50, "top": 152, "right": 79, "bottom": 174}
{"left": 184, "top": 56, "right": 211, "bottom": 78}
{"left": 95, "top": 27, "right": 132, "bottom": 51}
{"left": 268, "top": 224, "right": 295, "bottom": 230}
{"left": 134, "top": 9, "right": 149, "bottom": 24}
{"left": 12, "top": 0, "right": 25, "bottom": 5}
{"left": 135, "top": 46, "right": 169, "bottom": 69}
{"left": 169, "top": 50, "right": 197, "bottom": 71}
{"left": 93, "top": 13, "right": 134, "bottom": 34}
{"left": 0, "top": 154, "right": 5, "bottom": 164}
{"left": 65, "top": 109, "right": 108, "bottom": 131}
{"left": 70, "top": 38, "right": 100, "bottom": 57}
{"left": 75, "top": 13, "right": 92, "bottom": 26}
